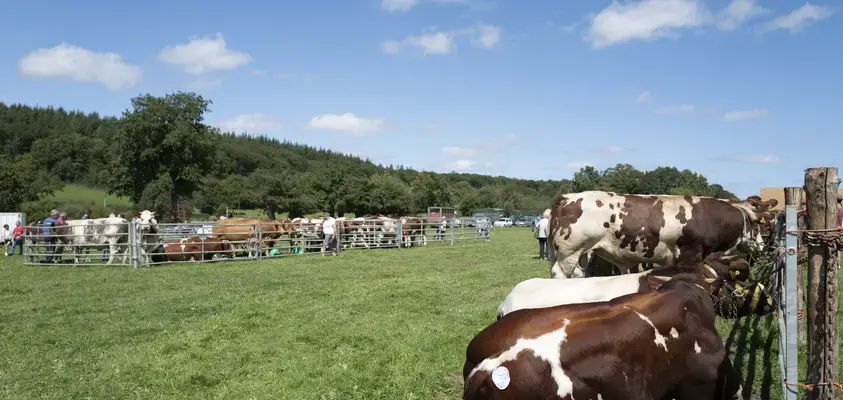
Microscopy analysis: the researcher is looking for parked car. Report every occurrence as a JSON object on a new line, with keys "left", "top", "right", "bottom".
{"left": 493, "top": 217, "right": 513, "bottom": 228}
{"left": 513, "top": 217, "right": 533, "bottom": 227}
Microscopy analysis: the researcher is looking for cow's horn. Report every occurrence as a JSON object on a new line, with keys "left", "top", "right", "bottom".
{"left": 653, "top": 275, "right": 671, "bottom": 282}
{"left": 704, "top": 278, "right": 717, "bottom": 284}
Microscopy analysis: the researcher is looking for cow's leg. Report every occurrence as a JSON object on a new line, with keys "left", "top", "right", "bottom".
{"left": 106, "top": 242, "right": 117, "bottom": 264}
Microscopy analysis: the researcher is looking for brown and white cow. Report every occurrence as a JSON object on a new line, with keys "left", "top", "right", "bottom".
{"left": 463, "top": 278, "right": 742, "bottom": 400}
{"left": 548, "top": 191, "right": 777, "bottom": 278}
{"left": 152, "top": 236, "right": 234, "bottom": 262}
{"left": 212, "top": 218, "right": 290, "bottom": 256}
{"left": 400, "top": 217, "right": 427, "bottom": 247}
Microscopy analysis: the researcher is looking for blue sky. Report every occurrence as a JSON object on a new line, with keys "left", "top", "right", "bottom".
{"left": 0, "top": 0, "right": 840, "bottom": 198}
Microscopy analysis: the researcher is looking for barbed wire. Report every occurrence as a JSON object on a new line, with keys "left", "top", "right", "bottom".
{"left": 783, "top": 380, "right": 843, "bottom": 395}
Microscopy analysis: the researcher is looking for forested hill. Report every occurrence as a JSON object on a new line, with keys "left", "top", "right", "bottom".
{"left": 0, "top": 93, "right": 737, "bottom": 222}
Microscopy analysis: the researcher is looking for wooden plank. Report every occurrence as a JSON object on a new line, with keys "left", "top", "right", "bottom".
{"left": 803, "top": 167, "right": 840, "bottom": 400}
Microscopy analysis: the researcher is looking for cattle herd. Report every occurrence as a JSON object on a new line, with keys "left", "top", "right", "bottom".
{"left": 461, "top": 190, "right": 780, "bottom": 400}
{"left": 22, "top": 213, "right": 452, "bottom": 264}
{"left": 19, "top": 189, "right": 786, "bottom": 399}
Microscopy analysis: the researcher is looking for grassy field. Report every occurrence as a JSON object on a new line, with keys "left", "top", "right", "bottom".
{"left": 0, "top": 228, "right": 808, "bottom": 400}
{"left": 47, "top": 184, "right": 134, "bottom": 208}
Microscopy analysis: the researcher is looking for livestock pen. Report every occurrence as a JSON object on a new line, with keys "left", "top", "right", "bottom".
{"left": 21, "top": 216, "right": 493, "bottom": 267}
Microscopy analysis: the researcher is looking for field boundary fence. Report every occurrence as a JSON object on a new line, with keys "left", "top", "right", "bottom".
{"left": 773, "top": 204, "right": 799, "bottom": 400}
{"left": 22, "top": 216, "right": 495, "bottom": 268}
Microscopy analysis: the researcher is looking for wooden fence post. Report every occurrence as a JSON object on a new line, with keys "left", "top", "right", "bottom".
{"left": 804, "top": 167, "right": 840, "bottom": 400}
{"left": 784, "top": 187, "right": 806, "bottom": 345}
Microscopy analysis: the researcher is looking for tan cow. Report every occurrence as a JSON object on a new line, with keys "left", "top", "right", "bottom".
{"left": 212, "top": 218, "right": 292, "bottom": 256}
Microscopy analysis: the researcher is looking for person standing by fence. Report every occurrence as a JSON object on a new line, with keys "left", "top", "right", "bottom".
{"left": 8, "top": 221, "right": 24, "bottom": 256}
{"left": 321, "top": 212, "right": 337, "bottom": 257}
{"left": 535, "top": 209, "right": 551, "bottom": 260}
{"left": 42, "top": 210, "right": 60, "bottom": 262}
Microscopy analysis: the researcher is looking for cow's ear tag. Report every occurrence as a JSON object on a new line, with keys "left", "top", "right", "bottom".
{"left": 760, "top": 217, "right": 766, "bottom": 223}
{"left": 491, "top": 366, "right": 510, "bottom": 390}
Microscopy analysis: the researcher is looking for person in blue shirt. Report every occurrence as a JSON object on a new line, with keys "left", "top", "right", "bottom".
{"left": 42, "top": 210, "right": 60, "bottom": 262}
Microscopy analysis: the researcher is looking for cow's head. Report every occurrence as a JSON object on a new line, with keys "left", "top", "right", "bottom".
{"left": 731, "top": 196, "right": 778, "bottom": 253}
{"left": 649, "top": 254, "right": 773, "bottom": 318}
{"left": 705, "top": 254, "right": 774, "bottom": 317}
{"left": 137, "top": 210, "right": 159, "bottom": 237}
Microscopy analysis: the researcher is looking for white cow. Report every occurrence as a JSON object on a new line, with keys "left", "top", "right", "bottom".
{"left": 56, "top": 216, "right": 130, "bottom": 264}
{"left": 135, "top": 210, "right": 159, "bottom": 264}
{"left": 496, "top": 263, "right": 730, "bottom": 319}
{"left": 374, "top": 216, "right": 397, "bottom": 246}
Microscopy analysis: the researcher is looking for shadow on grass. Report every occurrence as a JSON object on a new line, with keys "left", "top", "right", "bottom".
{"left": 722, "top": 254, "right": 780, "bottom": 400}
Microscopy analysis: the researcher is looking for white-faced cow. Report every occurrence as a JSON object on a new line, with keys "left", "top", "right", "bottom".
{"left": 547, "top": 191, "right": 777, "bottom": 279}
{"left": 463, "top": 278, "right": 743, "bottom": 400}
{"left": 135, "top": 210, "right": 160, "bottom": 264}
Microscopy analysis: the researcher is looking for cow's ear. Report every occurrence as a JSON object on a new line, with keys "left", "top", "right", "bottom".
{"left": 744, "top": 196, "right": 761, "bottom": 207}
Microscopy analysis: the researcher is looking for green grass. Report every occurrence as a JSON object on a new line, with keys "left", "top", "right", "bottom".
{"left": 0, "top": 228, "right": 814, "bottom": 399}
{"left": 47, "top": 184, "right": 134, "bottom": 208}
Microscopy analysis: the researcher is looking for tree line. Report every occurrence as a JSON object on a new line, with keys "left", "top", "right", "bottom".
{"left": 0, "top": 92, "right": 737, "bottom": 222}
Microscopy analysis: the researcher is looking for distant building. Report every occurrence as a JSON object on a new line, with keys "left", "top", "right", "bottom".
{"left": 759, "top": 187, "right": 843, "bottom": 212}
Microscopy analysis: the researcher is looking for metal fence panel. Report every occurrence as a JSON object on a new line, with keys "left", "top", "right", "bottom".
{"left": 780, "top": 205, "right": 799, "bottom": 400}
{"left": 23, "top": 221, "right": 132, "bottom": 266}
{"left": 21, "top": 215, "right": 494, "bottom": 267}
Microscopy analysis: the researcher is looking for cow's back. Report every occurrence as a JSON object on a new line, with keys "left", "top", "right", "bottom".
{"left": 550, "top": 191, "right": 750, "bottom": 270}
{"left": 465, "top": 280, "right": 724, "bottom": 399}
{"left": 213, "top": 218, "right": 259, "bottom": 238}
{"left": 497, "top": 273, "right": 645, "bottom": 318}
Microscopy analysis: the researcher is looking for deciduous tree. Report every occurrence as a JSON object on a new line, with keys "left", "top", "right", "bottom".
{"left": 107, "top": 92, "right": 216, "bottom": 222}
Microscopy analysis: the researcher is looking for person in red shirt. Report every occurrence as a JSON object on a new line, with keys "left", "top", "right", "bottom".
{"left": 9, "top": 221, "right": 25, "bottom": 256}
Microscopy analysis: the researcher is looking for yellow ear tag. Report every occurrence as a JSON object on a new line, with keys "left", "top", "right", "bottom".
{"left": 730, "top": 270, "right": 740, "bottom": 278}
{"left": 760, "top": 217, "right": 766, "bottom": 223}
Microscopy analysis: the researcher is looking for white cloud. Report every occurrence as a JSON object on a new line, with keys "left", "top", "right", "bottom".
{"left": 587, "top": 0, "right": 707, "bottom": 49}
{"left": 215, "top": 114, "right": 283, "bottom": 134}
{"left": 406, "top": 32, "right": 456, "bottom": 54}
{"left": 474, "top": 24, "right": 502, "bottom": 48}
{"left": 381, "top": 0, "right": 418, "bottom": 12}
{"left": 716, "top": 0, "right": 767, "bottom": 31}
{"left": 249, "top": 69, "right": 267, "bottom": 77}
{"left": 184, "top": 76, "right": 223, "bottom": 91}
{"left": 717, "top": 154, "right": 781, "bottom": 164}
{"left": 441, "top": 146, "right": 480, "bottom": 157}
{"left": 602, "top": 146, "right": 627, "bottom": 153}
{"left": 381, "top": 24, "right": 501, "bottom": 55}
{"left": 381, "top": 0, "right": 472, "bottom": 13}
{"left": 278, "top": 72, "right": 295, "bottom": 80}
{"left": 17, "top": 43, "right": 142, "bottom": 91}
{"left": 449, "top": 159, "right": 477, "bottom": 171}
{"left": 722, "top": 108, "right": 770, "bottom": 121}
{"left": 380, "top": 40, "right": 404, "bottom": 54}
{"left": 764, "top": 3, "right": 835, "bottom": 33}
{"left": 636, "top": 91, "right": 652, "bottom": 103}
{"left": 158, "top": 33, "right": 252, "bottom": 75}
{"left": 654, "top": 104, "right": 696, "bottom": 114}
{"left": 306, "top": 113, "right": 386, "bottom": 134}
{"left": 423, "top": 124, "right": 442, "bottom": 131}
{"left": 567, "top": 161, "right": 595, "bottom": 169}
